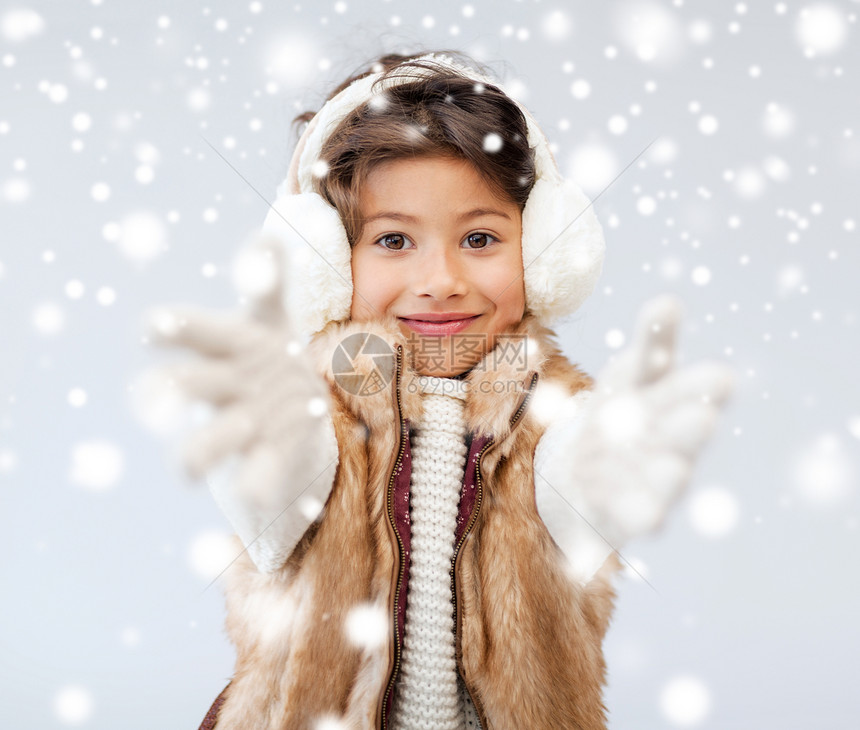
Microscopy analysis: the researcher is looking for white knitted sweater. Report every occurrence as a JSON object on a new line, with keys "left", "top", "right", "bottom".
{"left": 389, "top": 375, "right": 482, "bottom": 730}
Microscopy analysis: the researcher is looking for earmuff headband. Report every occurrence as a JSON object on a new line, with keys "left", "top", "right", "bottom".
{"left": 261, "top": 52, "right": 605, "bottom": 338}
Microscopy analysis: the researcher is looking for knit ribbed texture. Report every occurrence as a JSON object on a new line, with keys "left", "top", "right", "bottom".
{"left": 390, "top": 376, "right": 479, "bottom": 730}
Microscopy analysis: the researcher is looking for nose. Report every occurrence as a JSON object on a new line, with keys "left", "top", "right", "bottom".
{"left": 411, "top": 244, "right": 468, "bottom": 300}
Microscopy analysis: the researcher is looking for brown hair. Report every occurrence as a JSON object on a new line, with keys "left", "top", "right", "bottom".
{"left": 291, "top": 50, "right": 536, "bottom": 246}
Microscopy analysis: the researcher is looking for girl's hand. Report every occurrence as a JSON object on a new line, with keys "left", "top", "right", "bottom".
{"left": 534, "top": 295, "right": 735, "bottom": 581}
{"left": 146, "top": 237, "right": 339, "bottom": 572}
{"left": 574, "top": 295, "right": 735, "bottom": 542}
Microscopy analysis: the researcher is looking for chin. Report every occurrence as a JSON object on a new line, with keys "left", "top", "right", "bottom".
{"left": 402, "top": 338, "right": 482, "bottom": 378}
{"left": 415, "top": 364, "right": 472, "bottom": 378}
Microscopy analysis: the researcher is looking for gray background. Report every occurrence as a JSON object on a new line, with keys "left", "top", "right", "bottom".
{"left": 1, "top": 0, "right": 858, "bottom": 728}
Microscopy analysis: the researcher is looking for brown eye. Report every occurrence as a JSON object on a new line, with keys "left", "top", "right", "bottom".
{"left": 463, "top": 233, "right": 497, "bottom": 249}
{"left": 377, "top": 234, "right": 409, "bottom": 250}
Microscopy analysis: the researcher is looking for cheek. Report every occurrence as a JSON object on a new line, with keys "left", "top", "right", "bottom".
{"left": 497, "top": 283, "right": 526, "bottom": 328}
{"left": 486, "top": 254, "right": 525, "bottom": 326}
{"left": 350, "top": 251, "right": 394, "bottom": 320}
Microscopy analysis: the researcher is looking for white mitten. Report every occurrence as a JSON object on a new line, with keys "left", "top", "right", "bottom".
{"left": 534, "top": 295, "right": 735, "bottom": 584}
{"left": 148, "top": 237, "right": 339, "bottom": 573}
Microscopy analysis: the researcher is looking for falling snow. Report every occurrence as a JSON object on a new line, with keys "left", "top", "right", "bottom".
{"left": 688, "top": 485, "right": 740, "bottom": 538}
{"left": 1, "top": 8, "right": 45, "bottom": 42}
{"left": 128, "top": 367, "right": 195, "bottom": 437}
{"left": 54, "top": 685, "right": 94, "bottom": 724}
{"left": 3, "top": 177, "right": 31, "bottom": 203}
{"left": 613, "top": 0, "right": 685, "bottom": 65}
{"left": 310, "top": 159, "right": 329, "bottom": 178}
{"left": 660, "top": 675, "right": 711, "bottom": 725}
{"left": 792, "top": 433, "right": 855, "bottom": 506}
{"left": 120, "top": 626, "right": 141, "bottom": 648}
{"left": 541, "top": 10, "right": 573, "bottom": 42}
{"left": 566, "top": 143, "right": 618, "bottom": 194}
{"left": 794, "top": 3, "right": 849, "bottom": 56}
{"left": 69, "top": 439, "right": 124, "bottom": 490}
{"left": 266, "top": 35, "right": 318, "bottom": 86}
{"left": 698, "top": 114, "right": 719, "bottom": 135}
{"left": 762, "top": 103, "right": 796, "bottom": 139}
{"left": 4, "top": 2, "right": 858, "bottom": 727}
{"left": 314, "top": 717, "right": 349, "bottom": 730}
{"left": 482, "top": 132, "right": 503, "bottom": 152}
{"left": 344, "top": 602, "right": 389, "bottom": 650}
{"left": 32, "top": 302, "right": 65, "bottom": 334}
{"left": 67, "top": 387, "right": 88, "bottom": 407}
{"left": 90, "top": 182, "right": 111, "bottom": 202}
{"left": 231, "top": 242, "right": 279, "bottom": 299}
{"left": 0, "top": 448, "right": 18, "bottom": 474}
{"left": 570, "top": 78, "right": 591, "bottom": 99}
{"left": 187, "top": 529, "right": 235, "bottom": 580}
{"left": 115, "top": 211, "right": 168, "bottom": 263}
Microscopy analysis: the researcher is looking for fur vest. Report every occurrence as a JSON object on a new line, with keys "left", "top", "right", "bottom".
{"left": 199, "top": 313, "right": 620, "bottom": 730}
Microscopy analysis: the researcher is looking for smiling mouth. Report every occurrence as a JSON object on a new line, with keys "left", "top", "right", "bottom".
{"left": 398, "top": 314, "right": 480, "bottom": 335}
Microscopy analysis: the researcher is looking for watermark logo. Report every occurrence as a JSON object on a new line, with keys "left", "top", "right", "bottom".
{"left": 332, "top": 333, "right": 395, "bottom": 396}
{"left": 405, "top": 332, "right": 529, "bottom": 375}
{"left": 332, "top": 332, "right": 531, "bottom": 396}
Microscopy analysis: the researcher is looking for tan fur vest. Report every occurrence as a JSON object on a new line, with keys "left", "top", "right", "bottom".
{"left": 199, "top": 313, "right": 620, "bottom": 730}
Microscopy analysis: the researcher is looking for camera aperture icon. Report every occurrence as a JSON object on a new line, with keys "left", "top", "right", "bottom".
{"left": 332, "top": 333, "right": 395, "bottom": 396}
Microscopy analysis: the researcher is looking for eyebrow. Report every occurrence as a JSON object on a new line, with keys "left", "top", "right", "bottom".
{"left": 363, "top": 207, "right": 513, "bottom": 225}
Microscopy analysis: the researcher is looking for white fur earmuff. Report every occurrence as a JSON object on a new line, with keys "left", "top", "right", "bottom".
{"left": 260, "top": 52, "right": 606, "bottom": 338}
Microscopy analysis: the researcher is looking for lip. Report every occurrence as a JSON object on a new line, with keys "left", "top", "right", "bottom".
{"left": 398, "top": 313, "right": 480, "bottom": 335}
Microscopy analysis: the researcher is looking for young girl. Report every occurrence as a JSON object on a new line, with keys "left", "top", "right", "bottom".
{"left": 152, "top": 50, "right": 733, "bottom": 730}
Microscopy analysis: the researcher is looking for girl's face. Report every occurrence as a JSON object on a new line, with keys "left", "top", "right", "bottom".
{"left": 350, "top": 155, "right": 525, "bottom": 377}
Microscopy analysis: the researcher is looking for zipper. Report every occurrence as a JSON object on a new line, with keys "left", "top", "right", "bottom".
{"left": 379, "top": 344, "right": 407, "bottom": 730}
{"left": 509, "top": 372, "right": 539, "bottom": 430}
{"left": 451, "top": 435, "right": 493, "bottom": 727}
{"left": 451, "top": 371, "right": 540, "bottom": 728}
